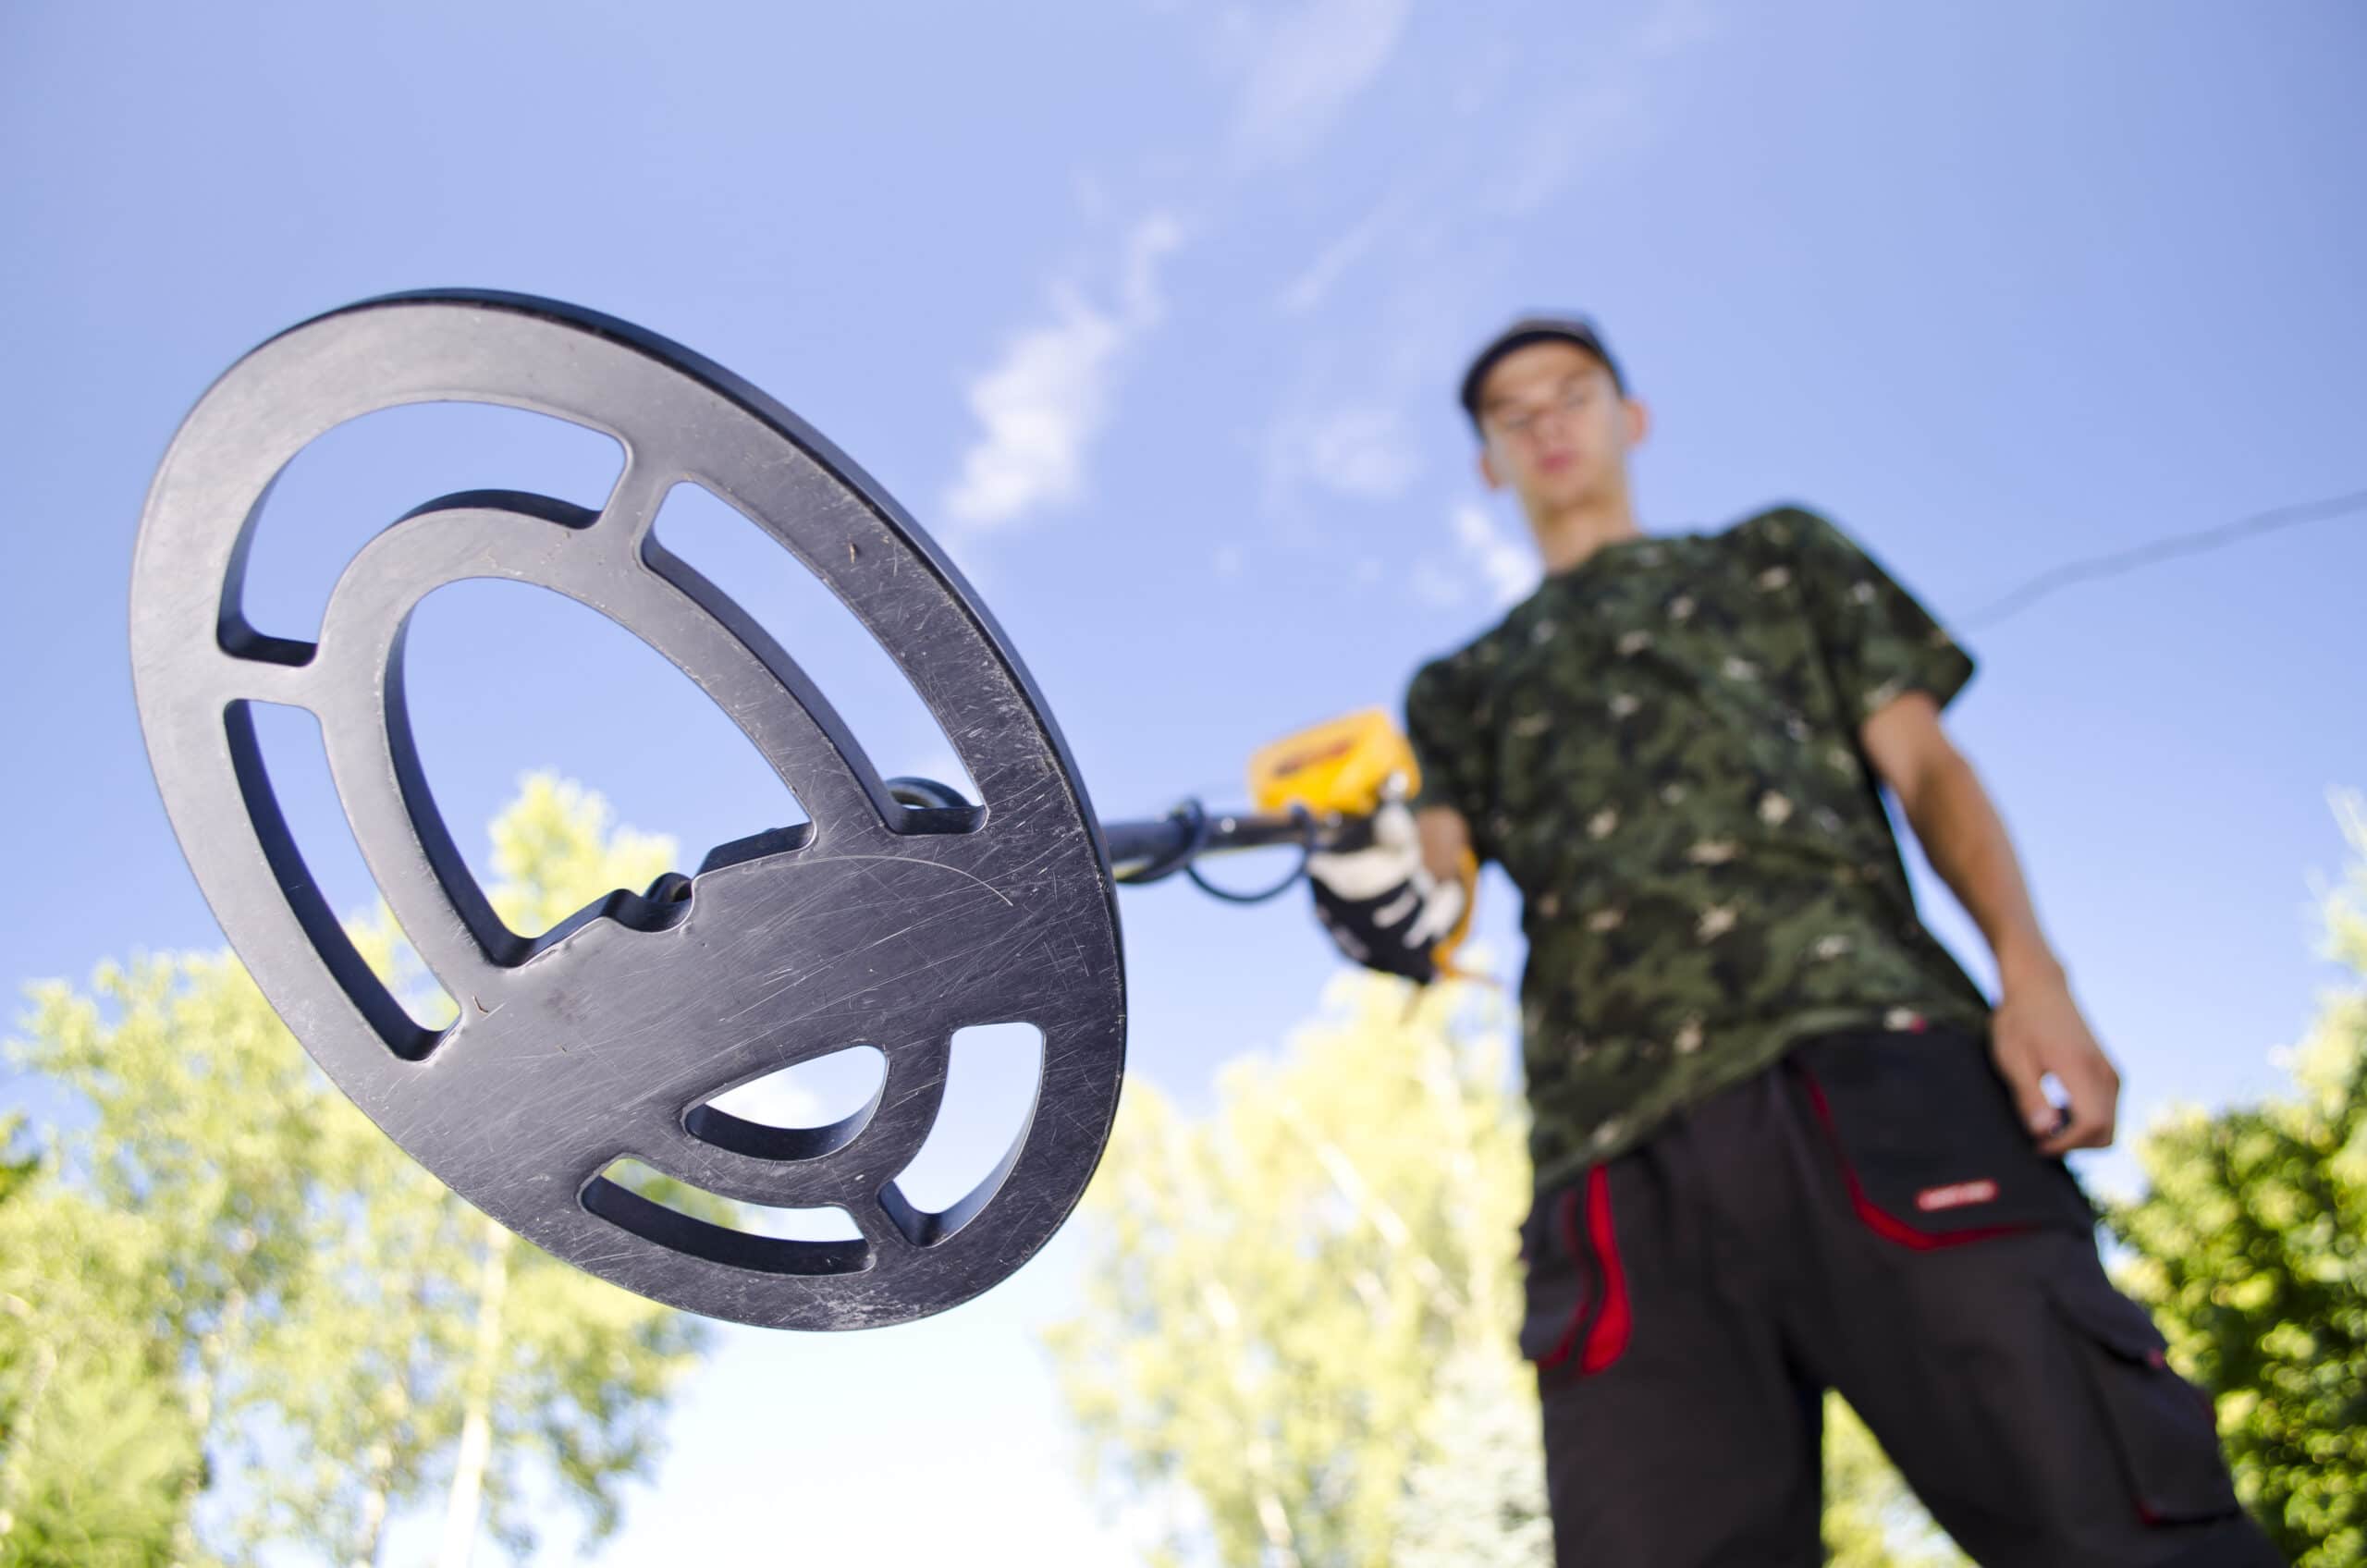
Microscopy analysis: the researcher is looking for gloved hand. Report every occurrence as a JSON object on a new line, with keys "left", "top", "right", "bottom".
{"left": 1307, "top": 795, "right": 1467, "bottom": 984}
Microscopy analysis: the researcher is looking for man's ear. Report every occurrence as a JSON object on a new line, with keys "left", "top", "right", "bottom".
{"left": 1624, "top": 398, "right": 1651, "bottom": 449}
{"left": 1477, "top": 445, "right": 1503, "bottom": 491}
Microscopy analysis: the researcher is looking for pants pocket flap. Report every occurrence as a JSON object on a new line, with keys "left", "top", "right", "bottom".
{"left": 1793, "top": 1032, "right": 2097, "bottom": 1239}
{"left": 1518, "top": 1173, "right": 1630, "bottom": 1377}
{"left": 1518, "top": 1185, "right": 1593, "bottom": 1366}
{"left": 2046, "top": 1269, "right": 2171, "bottom": 1363}
{"left": 2043, "top": 1276, "right": 2241, "bottom": 1525}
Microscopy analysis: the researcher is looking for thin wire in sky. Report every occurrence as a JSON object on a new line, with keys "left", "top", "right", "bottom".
{"left": 1961, "top": 486, "right": 2367, "bottom": 631}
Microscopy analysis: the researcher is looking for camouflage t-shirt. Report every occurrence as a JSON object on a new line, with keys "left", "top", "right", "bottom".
{"left": 1404, "top": 505, "right": 1992, "bottom": 1192}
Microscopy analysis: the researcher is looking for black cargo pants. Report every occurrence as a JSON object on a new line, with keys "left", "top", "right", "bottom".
{"left": 1518, "top": 1024, "right": 2283, "bottom": 1567}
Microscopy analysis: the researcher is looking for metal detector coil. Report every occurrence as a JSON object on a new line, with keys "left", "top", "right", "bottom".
{"left": 129, "top": 291, "right": 1127, "bottom": 1330}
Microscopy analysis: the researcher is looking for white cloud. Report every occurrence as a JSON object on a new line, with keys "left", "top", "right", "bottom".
{"left": 940, "top": 296, "right": 1121, "bottom": 530}
{"left": 1230, "top": 0, "right": 1414, "bottom": 165}
{"left": 1261, "top": 399, "right": 1424, "bottom": 520}
{"left": 1452, "top": 503, "right": 1539, "bottom": 606}
{"left": 1277, "top": 189, "right": 1406, "bottom": 315}
{"left": 1306, "top": 406, "right": 1423, "bottom": 500}
{"left": 1480, "top": 0, "right": 1723, "bottom": 218}
{"left": 1408, "top": 557, "right": 1470, "bottom": 609}
{"left": 941, "top": 212, "right": 1185, "bottom": 533}
{"left": 1489, "top": 81, "right": 1642, "bottom": 219}
{"left": 1117, "top": 210, "right": 1184, "bottom": 321}
{"left": 1634, "top": 0, "right": 1723, "bottom": 59}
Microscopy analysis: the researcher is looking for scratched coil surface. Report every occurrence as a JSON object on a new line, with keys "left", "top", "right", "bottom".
{"left": 129, "top": 291, "right": 1127, "bottom": 1329}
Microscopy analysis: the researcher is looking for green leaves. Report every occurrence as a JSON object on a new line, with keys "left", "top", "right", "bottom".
{"left": 2108, "top": 790, "right": 2367, "bottom": 1567}
{"left": 1821, "top": 1398, "right": 1968, "bottom": 1568}
{"left": 0, "top": 1177, "right": 203, "bottom": 1568}
{"left": 1046, "top": 971, "right": 1540, "bottom": 1567}
{"left": 1, "top": 773, "right": 712, "bottom": 1567}
{"left": 1046, "top": 970, "right": 1999, "bottom": 1567}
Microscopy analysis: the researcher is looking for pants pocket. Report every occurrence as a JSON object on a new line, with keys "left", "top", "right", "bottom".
{"left": 2044, "top": 1271, "right": 2241, "bottom": 1525}
{"left": 1519, "top": 1169, "right": 1631, "bottom": 1378}
{"left": 1792, "top": 1028, "right": 2096, "bottom": 1245}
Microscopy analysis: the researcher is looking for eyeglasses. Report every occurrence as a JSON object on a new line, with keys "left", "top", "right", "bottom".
{"left": 1484, "top": 379, "right": 1598, "bottom": 443}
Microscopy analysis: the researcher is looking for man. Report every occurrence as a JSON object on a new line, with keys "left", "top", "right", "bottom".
{"left": 1306, "top": 317, "right": 2280, "bottom": 1566}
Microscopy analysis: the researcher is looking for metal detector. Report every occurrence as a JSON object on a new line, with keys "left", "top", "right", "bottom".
{"left": 129, "top": 291, "right": 1377, "bottom": 1330}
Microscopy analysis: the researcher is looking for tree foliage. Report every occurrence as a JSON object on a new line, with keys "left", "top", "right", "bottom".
{"left": 1, "top": 774, "right": 711, "bottom": 1567}
{"left": 1821, "top": 1398, "right": 1969, "bottom": 1568}
{"left": 0, "top": 1148, "right": 200, "bottom": 1568}
{"left": 1047, "top": 972, "right": 1539, "bottom": 1566}
{"left": 1049, "top": 969, "right": 1977, "bottom": 1564}
{"left": 2109, "top": 790, "right": 2367, "bottom": 1567}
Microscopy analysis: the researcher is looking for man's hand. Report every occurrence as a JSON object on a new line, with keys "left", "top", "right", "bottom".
{"left": 1306, "top": 796, "right": 1467, "bottom": 984}
{"left": 1990, "top": 969, "right": 2120, "bottom": 1155}
{"left": 1863, "top": 695, "right": 2119, "bottom": 1155}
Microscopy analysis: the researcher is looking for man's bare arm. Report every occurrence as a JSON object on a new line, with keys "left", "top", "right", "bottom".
{"left": 1862, "top": 694, "right": 2054, "bottom": 981}
{"left": 1859, "top": 692, "right": 2121, "bottom": 1153}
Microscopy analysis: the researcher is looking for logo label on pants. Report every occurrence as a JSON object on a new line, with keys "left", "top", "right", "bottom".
{"left": 1915, "top": 1179, "right": 1999, "bottom": 1212}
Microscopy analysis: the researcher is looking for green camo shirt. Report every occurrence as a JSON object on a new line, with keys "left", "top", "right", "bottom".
{"left": 1404, "top": 505, "right": 1993, "bottom": 1191}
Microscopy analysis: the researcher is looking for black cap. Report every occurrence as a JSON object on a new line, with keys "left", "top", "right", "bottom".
{"left": 1458, "top": 314, "right": 1625, "bottom": 425}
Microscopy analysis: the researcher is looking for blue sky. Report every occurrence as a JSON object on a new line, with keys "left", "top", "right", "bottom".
{"left": 5, "top": 0, "right": 2365, "bottom": 1561}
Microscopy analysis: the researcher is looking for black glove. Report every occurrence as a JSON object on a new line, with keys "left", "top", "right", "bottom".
{"left": 1306, "top": 798, "right": 1467, "bottom": 984}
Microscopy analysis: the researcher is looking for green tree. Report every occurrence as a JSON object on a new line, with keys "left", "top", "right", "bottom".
{"left": 0, "top": 1171, "right": 202, "bottom": 1568}
{"left": 271, "top": 775, "right": 705, "bottom": 1568}
{"left": 2109, "top": 790, "right": 2367, "bottom": 1567}
{"left": 1393, "top": 1338, "right": 1552, "bottom": 1567}
{"left": 1822, "top": 1398, "right": 1969, "bottom": 1568}
{"left": 0, "top": 1123, "right": 30, "bottom": 1206}
{"left": 13, "top": 944, "right": 347, "bottom": 1568}
{"left": 4, "top": 774, "right": 711, "bottom": 1567}
{"left": 1048, "top": 966, "right": 1980, "bottom": 1567}
{"left": 1048, "top": 971, "right": 1536, "bottom": 1567}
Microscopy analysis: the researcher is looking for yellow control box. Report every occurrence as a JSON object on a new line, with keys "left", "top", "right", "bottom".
{"left": 1245, "top": 708, "right": 1417, "bottom": 817}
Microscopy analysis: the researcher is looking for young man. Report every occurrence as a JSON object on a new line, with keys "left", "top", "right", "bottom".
{"left": 1306, "top": 317, "right": 2280, "bottom": 1566}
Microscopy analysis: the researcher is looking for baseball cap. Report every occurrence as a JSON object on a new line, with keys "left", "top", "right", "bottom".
{"left": 1457, "top": 314, "right": 1626, "bottom": 425}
